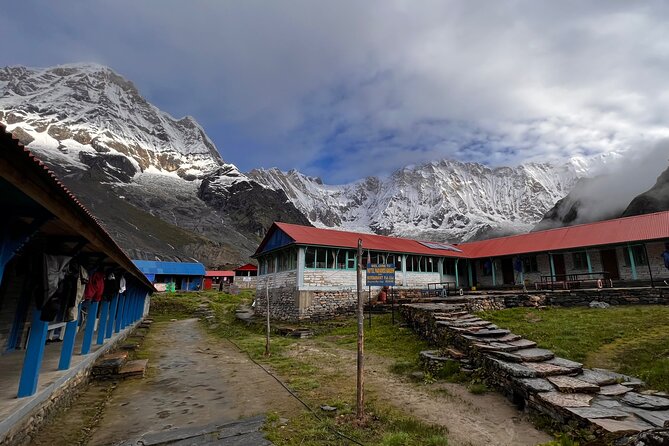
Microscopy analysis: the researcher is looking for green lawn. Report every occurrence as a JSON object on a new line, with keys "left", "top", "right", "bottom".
{"left": 479, "top": 306, "right": 669, "bottom": 392}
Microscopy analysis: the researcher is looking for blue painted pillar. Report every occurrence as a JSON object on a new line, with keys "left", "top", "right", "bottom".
{"left": 18, "top": 310, "right": 49, "bottom": 397}
{"left": 586, "top": 250, "right": 593, "bottom": 277}
{"left": 58, "top": 305, "right": 81, "bottom": 370}
{"left": 96, "top": 300, "right": 110, "bottom": 345}
{"left": 627, "top": 245, "right": 638, "bottom": 280}
{"left": 125, "top": 292, "right": 133, "bottom": 327}
{"left": 115, "top": 294, "right": 125, "bottom": 333}
{"left": 106, "top": 294, "right": 119, "bottom": 339}
{"left": 549, "top": 253, "right": 556, "bottom": 278}
{"left": 81, "top": 301, "right": 99, "bottom": 355}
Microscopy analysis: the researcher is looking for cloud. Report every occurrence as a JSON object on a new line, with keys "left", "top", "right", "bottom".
{"left": 2, "top": 1, "right": 669, "bottom": 182}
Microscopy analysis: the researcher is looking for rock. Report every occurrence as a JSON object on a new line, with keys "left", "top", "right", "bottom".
{"left": 589, "top": 301, "right": 611, "bottom": 309}
{"left": 613, "top": 428, "right": 669, "bottom": 446}
{"left": 465, "top": 328, "right": 511, "bottom": 338}
{"left": 545, "top": 357, "right": 583, "bottom": 374}
{"left": 619, "top": 407, "right": 669, "bottom": 428}
{"left": 411, "top": 371, "right": 425, "bottom": 380}
{"left": 518, "top": 378, "right": 556, "bottom": 393}
{"left": 514, "top": 348, "right": 555, "bottom": 363}
{"left": 320, "top": 405, "right": 337, "bottom": 412}
{"left": 622, "top": 393, "right": 669, "bottom": 411}
{"left": 538, "top": 392, "right": 594, "bottom": 408}
{"left": 525, "top": 362, "right": 575, "bottom": 377}
{"left": 547, "top": 376, "right": 600, "bottom": 393}
{"left": 599, "top": 384, "right": 633, "bottom": 396}
{"left": 488, "top": 358, "right": 536, "bottom": 378}
{"left": 579, "top": 369, "right": 619, "bottom": 386}
{"left": 568, "top": 406, "right": 628, "bottom": 420}
{"left": 591, "top": 368, "right": 645, "bottom": 389}
{"left": 118, "top": 359, "right": 148, "bottom": 378}
{"left": 591, "top": 416, "right": 655, "bottom": 433}
{"left": 508, "top": 339, "right": 538, "bottom": 350}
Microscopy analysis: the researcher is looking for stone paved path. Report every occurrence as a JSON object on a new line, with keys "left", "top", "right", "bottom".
{"left": 88, "top": 318, "right": 300, "bottom": 445}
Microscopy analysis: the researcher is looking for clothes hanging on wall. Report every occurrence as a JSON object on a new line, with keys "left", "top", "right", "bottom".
{"left": 102, "top": 272, "right": 119, "bottom": 301}
{"left": 40, "top": 254, "right": 73, "bottom": 322}
{"left": 119, "top": 275, "right": 127, "bottom": 294}
{"left": 84, "top": 271, "right": 105, "bottom": 302}
{"left": 66, "top": 265, "right": 89, "bottom": 321}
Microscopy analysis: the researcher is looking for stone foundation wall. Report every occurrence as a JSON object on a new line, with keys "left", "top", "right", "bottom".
{"left": 460, "top": 288, "right": 668, "bottom": 311}
{"left": 300, "top": 290, "right": 359, "bottom": 320}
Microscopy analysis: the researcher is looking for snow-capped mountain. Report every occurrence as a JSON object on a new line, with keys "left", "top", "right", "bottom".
{"left": 0, "top": 63, "right": 223, "bottom": 179}
{"left": 249, "top": 157, "right": 605, "bottom": 242}
{"left": 0, "top": 62, "right": 614, "bottom": 263}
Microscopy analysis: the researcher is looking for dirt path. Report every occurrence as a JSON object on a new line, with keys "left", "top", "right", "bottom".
{"left": 32, "top": 319, "right": 300, "bottom": 446}
{"left": 289, "top": 342, "right": 552, "bottom": 446}
{"left": 88, "top": 318, "right": 301, "bottom": 444}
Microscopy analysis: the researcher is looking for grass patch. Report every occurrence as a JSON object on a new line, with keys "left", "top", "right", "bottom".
{"left": 479, "top": 305, "right": 669, "bottom": 392}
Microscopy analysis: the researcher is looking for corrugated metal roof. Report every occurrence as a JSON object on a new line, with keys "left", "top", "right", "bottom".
{"left": 458, "top": 210, "right": 669, "bottom": 258}
{"left": 205, "top": 270, "right": 235, "bottom": 277}
{"left": 256, "top": 222, "right": 469, "bottom": 258}
{"left": 133, "top": 260, "right": 206, "bottom": 276}
{"left": 234, "top": 263, "right": 258, "bottom": 271}
{"left": 256, "top": 211, "right": 669, "bottom": 260}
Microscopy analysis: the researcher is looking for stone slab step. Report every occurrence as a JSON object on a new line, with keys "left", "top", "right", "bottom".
{"left": 547, "top": 376, "right": 600, "bottom": 394}
{"left": 619, "top": 406, "right": 669, "bottom": 428}
{"left": 590, "top": 368, "right": 645, "bottom": 389}
{"left": 589, "top": 416, "right": 655, "bottom": 433}
{"left": 567, "top": 406, "right": 629, "bottom": 420}
{"left": 92, "top": 351, "right": 129, "bottom": 375}
{"left": 524, "top": 361, "right": 577, "bottom": 377}
{"left": 448, "top": 320, "right": 493, "bottom": 328}
{"left": 462, "top": 328, "right": 510, "bottom": 338}
{"left": 515, "top": 348, "right": 555, "bottom": 363}
{"left": 118, "top": 359, "right": 148, "bottom": 378}
{"left": 474, "top": 342, "right": 520, "bottom": 353}
{"left": 545, "top": 357, "right": 583, "bottom": 375}
{"left": 537, "top": 392, "right": 594, "bottom": 408}
{"left": 599, "top": 384, "right": 632, "bottom": 396}
{"left": 488, "top": 358, "right": 537, "bottom": 378}
{"left": 518, "top": 378, "right": 556, "bottom": 393}
{"left": 622, "top": 392, "right": 669, "bottom": 410}
{"left": 445, "top": 348, "right": 466, "bottom": 360}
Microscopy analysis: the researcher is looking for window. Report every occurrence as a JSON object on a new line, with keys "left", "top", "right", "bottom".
{"left": 395, "top": 255, "right": 403, "bottom": 271}
{"left": 406, "top": 255, "right": 439, "bottom": 272}
{"left": 572, "top": 252, "right": 588, "bottom": 270}
{"left": 481, "top": 259, "right": 493, "bottom": 276}
{"left": 277, "top": 248, "right": 297, "bottom": 272}
{"left": 346, "top": 250, "right": 356, "bottom": 269}
{"left": 521, "top": 256, "right": 539, "bottom": 273}
{"left": 444, "top": 259, "right": 456, "bottom": 275}
{"left": 316, "top": 248, "right": 327, "bottom": 268}
{"left": 625, "top": 245, "right": 648, "bottom": 267}
{"left": 305, "top": 247, "right": 316, "bottom": 268}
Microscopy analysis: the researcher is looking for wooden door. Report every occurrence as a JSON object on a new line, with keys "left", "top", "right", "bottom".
{"left": 553, "top": 254, "right": 566, "bottom": 280}
{"left": 600, "top": 249, "right": 620, "bottom": 280}
{"left": 501, "top": 258, "right": 515, "bottom": 284}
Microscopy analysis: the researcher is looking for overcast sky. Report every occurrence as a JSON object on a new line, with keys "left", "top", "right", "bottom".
{"left": 1, "top": 1, "right": 668, "bottom": 183}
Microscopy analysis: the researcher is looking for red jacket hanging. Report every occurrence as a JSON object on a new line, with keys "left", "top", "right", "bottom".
{"left": 84, "top": 271, "right": 105, "bottom": 302}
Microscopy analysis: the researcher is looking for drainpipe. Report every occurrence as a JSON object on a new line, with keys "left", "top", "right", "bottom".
{"left": 627, "top": 245, "right": 638, "bottom": 280}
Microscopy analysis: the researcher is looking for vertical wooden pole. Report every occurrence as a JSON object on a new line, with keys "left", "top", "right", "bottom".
{"left": 368, "top": 285, "right": 371, "bottom": 328}
{"left": 356, "top": 239, "right": 364, "bottom": 420}
{"left": 264, "top": 278, "right": 270, "bottom": 357}
{"left": 643, "top": 244, "right": 654, "bottom": 288}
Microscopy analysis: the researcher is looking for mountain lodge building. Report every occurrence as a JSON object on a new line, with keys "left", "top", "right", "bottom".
{"left": 254, "top": 213, "right": 669, "bottom": 320}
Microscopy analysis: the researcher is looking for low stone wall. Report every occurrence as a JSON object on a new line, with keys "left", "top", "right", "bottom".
{"left": 460, "top": 288, "right": 668, "bottom": 312}
{"left": 0, "top": 323, "right": 139, "bottom": 446}
{"left": 301, "top": 289, "right": 358, "bottom": 320}
{"left": 254, "top": 283, "right": 300, "bottom": 321}
{"left": 401, "top": 303, "right": 669, "bottom": 439}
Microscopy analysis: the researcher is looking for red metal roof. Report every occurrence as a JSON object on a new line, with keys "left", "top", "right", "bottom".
{"left": 458, "top": 210, "right": 669, "bottom": 258}
{"left": 265, "top": 222, "right": 469, "bottom": 258}
{"left": 205, "top": 270, "right": 235, "bottom": 277}
{"left": 234, "top": 263, "right": 258, "bottom": 271}
{"left": 257, "top": 211, "right": 669, "bottom": 260}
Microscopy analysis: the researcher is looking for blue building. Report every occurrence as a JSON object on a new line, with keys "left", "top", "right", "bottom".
{"left": 133, "top": 260, "right": 206, "bottom": 291}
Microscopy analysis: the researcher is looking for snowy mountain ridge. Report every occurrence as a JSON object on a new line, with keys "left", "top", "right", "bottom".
{"left": 0, "top": 62, "right": 615, "bottom": 260}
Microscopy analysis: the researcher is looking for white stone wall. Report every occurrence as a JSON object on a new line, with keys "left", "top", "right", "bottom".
{"left": 404, "top": 272, "right": 441, "bottom": 287}
{"left": 303, "top": 269, "right": 357, "bottom": 288}
{"left": 257, "top": 270, "right": 298, "bottom": 291}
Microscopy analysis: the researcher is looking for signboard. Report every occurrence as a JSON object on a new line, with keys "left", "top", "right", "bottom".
{"left": 366, "top": 263, "right": 395, "bottom": 286}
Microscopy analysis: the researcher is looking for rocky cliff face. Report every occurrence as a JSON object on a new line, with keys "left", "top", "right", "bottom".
{"left": 0, "top": 64, "right": 310, "bottom": 266}
{"left": 623, "top": 166, "right": 669, "bottom": 217}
